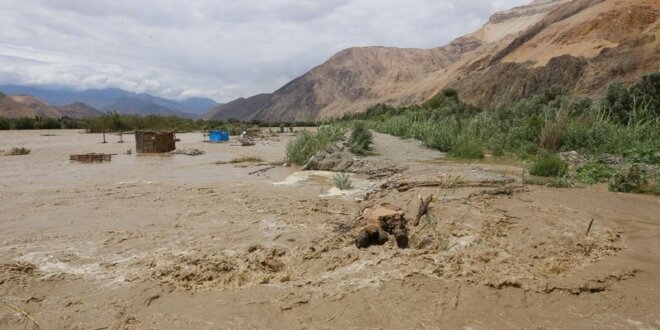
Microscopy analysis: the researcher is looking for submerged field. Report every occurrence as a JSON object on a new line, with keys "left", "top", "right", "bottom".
{"left": 1, "top": 129, "right": 659, "bottom": 329}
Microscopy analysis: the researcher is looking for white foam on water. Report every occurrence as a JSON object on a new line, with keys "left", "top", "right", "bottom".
{"left": 274, "top": 170, "right": 373, "bottom": 197}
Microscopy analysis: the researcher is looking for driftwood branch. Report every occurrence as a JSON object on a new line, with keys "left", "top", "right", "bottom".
{"left": 586, "top": 218, "right": 594, "bottom": 236}
{"left": 248, "top": 166, "right": 276, "bottom": 176}
{"left": 414, "top": 194, "right": 434, "bottom": 226}
{"left": 1, "top": 300, "right": 39, "bottom": 328}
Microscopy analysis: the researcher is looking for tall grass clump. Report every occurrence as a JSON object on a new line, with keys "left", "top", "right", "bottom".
{"left": 529, "top": 151, "right": 568, "bottom": 177}
{"left": 348, "top": 121, "right": 373, "bottom": 155}
{"left": 286, "top": 131, "right": 315, "bottom": 165}
{"left": 333, "top": 172, "right": 353, "bottom": 190}
{"left": 448, "top": 136, "right": 484, "bottom": 159}
{"left": 540, "top": 110, "right": 569, "bottom": 151}
{"left": 286, "top": 126, "right": 344, "bottom": 165}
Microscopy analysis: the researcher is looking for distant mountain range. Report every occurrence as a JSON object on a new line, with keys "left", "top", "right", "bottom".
{"left": 0, "top": 85, "right": 218, "bottom": 118}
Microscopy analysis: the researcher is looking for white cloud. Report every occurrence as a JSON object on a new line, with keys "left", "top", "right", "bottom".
{"left": 0, "top": 0, "right": 531, "bottom": 101}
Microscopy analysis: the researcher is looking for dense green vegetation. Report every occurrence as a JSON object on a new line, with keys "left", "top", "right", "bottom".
{"left": 335, "top": 71, "right": 658, "bottom": 194}
{"left": 284, "top": 72, "right": 658, "bottom": 194}
{"left": 285, "top": 126, "right": 344, "bottom": 165}
{"left": 342, "top": 72, "right": 658, "bottom": 164}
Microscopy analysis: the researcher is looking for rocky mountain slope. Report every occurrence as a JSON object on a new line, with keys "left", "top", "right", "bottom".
{"left": 206, "top": 0, "right": 659, "bottom": 122}
{"left": 0, "top": 93, "right": 103, "bottom": 119}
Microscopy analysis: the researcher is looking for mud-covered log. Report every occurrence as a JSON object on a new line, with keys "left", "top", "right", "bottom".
{"left": 355, "top": 224, "right": 389, "bottom": 248}
{"left": 355, "top": 204, "right": 409, "bottom": 249}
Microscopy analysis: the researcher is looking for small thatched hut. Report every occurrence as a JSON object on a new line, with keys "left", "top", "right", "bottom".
{"left": 135, "top": 131, "right": 176, "bottom": 153}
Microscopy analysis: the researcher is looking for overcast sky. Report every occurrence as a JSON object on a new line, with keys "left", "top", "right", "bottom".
{"left": 0, "top": 0, "right": 530, "bottom": 102}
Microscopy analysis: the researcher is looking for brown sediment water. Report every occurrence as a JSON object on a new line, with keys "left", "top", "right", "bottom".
{"left": 1, "top": 130, "right": 659, "bottom": 329}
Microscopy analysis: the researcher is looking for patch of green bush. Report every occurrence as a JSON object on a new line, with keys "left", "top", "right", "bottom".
{"left": 624, "top": 148, "right": 660, "bottom": 165}
{"left": 529, "top": 152, "right": 568, "bottom": 177}
{"left": 448, "top": 137, "right": 484, "bottom": 159}
{"left": 35, "top": 118, "right": 61, "bottom": 129}
{"left": 13, "top": 117, "right": 35, "bottom": 130}
{"left": 348, "top": 121, "right": 373, "bottom": 155}
{"left": 286, "top": 131, "right": 314, "bottom": 165}
{"left": 0, "top": 117, "right": 9, "bottom": 130}
{"left": 576, "top": 162, "right": 614, "bottom": 184}
{"left": 333, "top": 172, "right": 353, "bottom": 190}
{"left": 424, "top": 128, "right": 454, "bottom": 152}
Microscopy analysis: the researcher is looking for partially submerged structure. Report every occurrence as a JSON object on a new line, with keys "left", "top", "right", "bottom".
{"left": 135, "top": 131, "right": 176, "bottom": 153}
{"left": 70, "top": 153, "right": 114, "bottom": 163}
{"left": 244, "top": 128, "right": 263, "bottom": 138}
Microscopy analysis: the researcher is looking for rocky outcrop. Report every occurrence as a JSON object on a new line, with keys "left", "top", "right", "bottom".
{"left": 451, "top": 55, "right": 588, "bottom": 108}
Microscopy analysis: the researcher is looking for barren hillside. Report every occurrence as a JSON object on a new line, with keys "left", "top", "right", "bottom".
{"left": 206, "top": 0, "right": 659, "bottom": 122}
{"left": 0, "top": 92, "right": 37, "bottom": 118}
{"left": 1, "top": 94, "right": 103, "bottom": 119}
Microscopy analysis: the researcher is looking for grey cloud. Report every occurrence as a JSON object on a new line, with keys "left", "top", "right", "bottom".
{"left": 0, "top": 0, "right": 531, "bottom": 101}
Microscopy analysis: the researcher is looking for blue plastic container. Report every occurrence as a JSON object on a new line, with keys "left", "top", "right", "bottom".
{"left": 209, "top": 130, "right": 229, "bottom": 142}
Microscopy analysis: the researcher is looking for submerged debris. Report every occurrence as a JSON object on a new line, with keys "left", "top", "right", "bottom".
{"left": 172, "top": 148, "right": 205, "bottom": 156}
{"left": 5, "top": 147, "right": 31, "bottom": 156}
{"left": 70, "top": 153, "right": 114, "bottom": 163}
{"left": 303, "top": 140, "right": 401, "bottom": 179}
{"left": 355, "top": 203, "right": 409, "bottom": 249}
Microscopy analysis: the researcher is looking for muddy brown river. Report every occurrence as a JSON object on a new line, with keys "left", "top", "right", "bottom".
{"left": 1, "top": 130, "right": 659, "bottom": 329}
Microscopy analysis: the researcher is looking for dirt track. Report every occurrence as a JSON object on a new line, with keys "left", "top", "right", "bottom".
{"left": 1, "top": 130, "right": 659, "bottom": 329}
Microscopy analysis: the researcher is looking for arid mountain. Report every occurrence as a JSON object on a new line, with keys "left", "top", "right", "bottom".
{"left": 0, "top": 92, "right": 37, "bottom": 118}
{"left": 206, "top": 0, "right": 659, "bottom": 122}
{"left": 0, "top": 93, "right": 103, "bottom": 119}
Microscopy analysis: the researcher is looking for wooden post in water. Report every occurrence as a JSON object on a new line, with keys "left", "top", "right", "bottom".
{"left": 102, "top": 129, "right": 107, "bottom": 144}
{"left": 118, "top": 132, "right": 124, "bottom": 143}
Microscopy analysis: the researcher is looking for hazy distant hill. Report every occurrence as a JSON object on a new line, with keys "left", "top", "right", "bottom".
{"left": 0, "top": 85, "right": 217, "bottom": 117}
{"left": 102, "top": 96, "right": 194, "bottom": 118}
{"left": 206, "top": 0, "right": 659, "bottom": 122}
{"left": 0, "top": 93, "right": 103, "bottom": 118}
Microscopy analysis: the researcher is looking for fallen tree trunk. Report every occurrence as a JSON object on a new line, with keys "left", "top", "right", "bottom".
{"left": 383, "top": 180, "right": 513, "bottom": 192}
